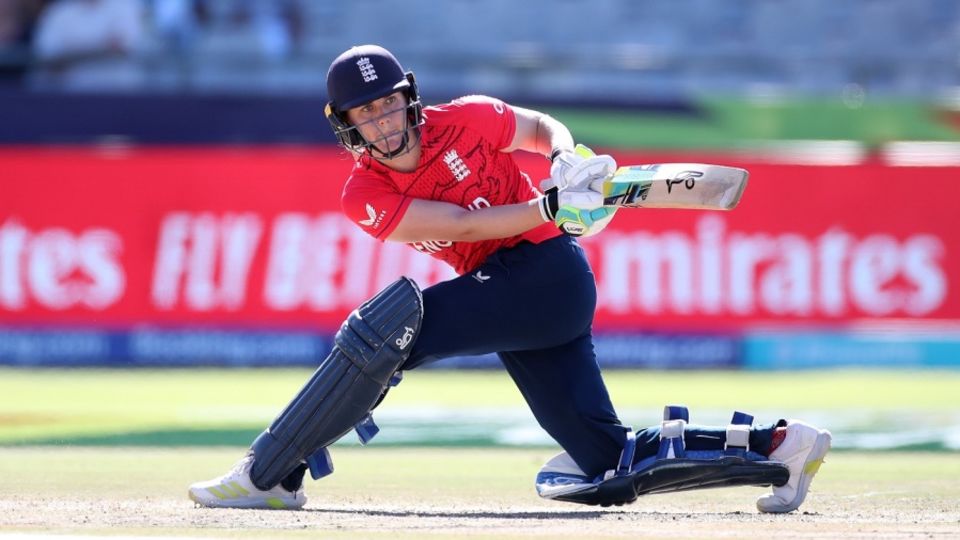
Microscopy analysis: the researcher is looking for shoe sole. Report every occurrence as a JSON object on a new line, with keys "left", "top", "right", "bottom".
{"left": 758, "top": 430, "right": 832, "bottom": 513}
{"left": 188, "top": 488, "right": 305, "bottom": 510}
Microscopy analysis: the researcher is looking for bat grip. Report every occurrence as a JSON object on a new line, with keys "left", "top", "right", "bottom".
{"left": 588, "top": 176, "right": 608, "bottom": 194}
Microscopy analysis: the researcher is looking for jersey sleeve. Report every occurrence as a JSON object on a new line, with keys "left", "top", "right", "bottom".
{"left": 341, "top": 170, "right": 412, "bottom": 240}
{"left": 442, "top": 95, "right": 517, "bottom": 150}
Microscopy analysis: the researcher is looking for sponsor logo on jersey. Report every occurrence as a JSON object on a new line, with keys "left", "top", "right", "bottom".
{"left": 357, "top": 57, "right": 377, "bottom": 83}
{"left": 443, "top": 150, "right": 471, "bottom": 182}
{"left": 472, "top": 270, "right": 491, "bottom": 283}
{"left": 358, "top": 203, "right": 386, "bottom": 228}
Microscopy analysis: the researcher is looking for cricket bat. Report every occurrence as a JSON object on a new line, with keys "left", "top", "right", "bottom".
{"left": 590, "top": 163, "right": 749, "bottom": 210}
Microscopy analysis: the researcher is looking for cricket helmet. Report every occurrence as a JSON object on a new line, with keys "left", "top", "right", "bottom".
{"left": 325, "top": 44, "right": 423, "bottom": 157}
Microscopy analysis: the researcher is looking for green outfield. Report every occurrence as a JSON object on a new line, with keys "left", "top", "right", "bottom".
{"left": 544, "top": 98, "right": 960, "bottom": 150}
{"left": 1, "top": 368, "right": 959, "bottom": 450}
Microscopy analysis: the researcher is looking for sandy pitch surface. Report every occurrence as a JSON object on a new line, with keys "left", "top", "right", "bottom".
{"left": 2, "top": 448, "right": 958, "bottom": 539}
{"left": 2, "top": 491, "right": 958, "bottom": 539}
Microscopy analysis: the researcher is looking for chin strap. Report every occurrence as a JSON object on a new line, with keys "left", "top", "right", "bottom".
{"left": 370, "top": 131, "right": 412, "bottom": 159}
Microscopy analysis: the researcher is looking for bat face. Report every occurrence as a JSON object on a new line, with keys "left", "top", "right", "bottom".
{"left": 598, "top": 164, "right": 749, "bottom": 210}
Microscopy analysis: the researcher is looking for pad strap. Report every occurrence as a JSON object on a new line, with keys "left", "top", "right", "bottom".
{"left": 603, "top": 428, "right": 637, "bottom": 480}
{"left": 657, "top": 404, "right": 689, "bottom": 459}
{"left": 724, "top": 410, "right": 753, "bottom": 457}
{"left": 354, "top": 414, "right": 380, "bottom": 445}
{"left": 352, "top": 371, "right": 404, "bottom": 444}
{"left": 664, "top": 405, "right": 690, "bottom": 422}
{"left": 657, "top": 419, "right": 686, "bottom": 459}
{"left": 306, "top": 447, "right": 334, "bottom": 480}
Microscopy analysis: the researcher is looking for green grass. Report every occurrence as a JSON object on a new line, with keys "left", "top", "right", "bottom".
{"left": 1, "top": 368, "right": 959, "bottom": 447}
{"left": 546, "top": 98, "right": 960, "bottom": 150}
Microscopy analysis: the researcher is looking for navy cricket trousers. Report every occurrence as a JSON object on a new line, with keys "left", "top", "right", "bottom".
{"left": 401, "top": 235, "right": 776, "bottom": 477}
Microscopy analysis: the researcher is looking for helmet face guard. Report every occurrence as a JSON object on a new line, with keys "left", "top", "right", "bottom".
{"left": 325, "top": 72, "right": 424, "bottom": 159}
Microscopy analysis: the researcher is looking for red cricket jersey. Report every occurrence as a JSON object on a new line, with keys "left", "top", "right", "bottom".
{"left": 341, "top": 95, "right": 561, "bottom": 275}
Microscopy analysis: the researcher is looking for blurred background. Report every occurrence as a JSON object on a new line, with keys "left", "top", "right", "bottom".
{"left": 1, "top": 0, "right": 959, "bottom": 452}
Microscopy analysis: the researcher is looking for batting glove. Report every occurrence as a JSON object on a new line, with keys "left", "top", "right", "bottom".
{"left": 543, "top": 144, "right": 618, "bottom": 192}
{"left": 538, "top": 187, "right": 619, "bottom": 237}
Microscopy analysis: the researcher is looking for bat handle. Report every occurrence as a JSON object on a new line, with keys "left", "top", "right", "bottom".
{"left": 588, "top": 176, "right": 606, "bottom": 193}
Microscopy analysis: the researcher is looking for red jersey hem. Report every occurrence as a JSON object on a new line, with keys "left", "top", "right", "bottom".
{"left": 521, "top": 222, "right": 563, "bottom": 245}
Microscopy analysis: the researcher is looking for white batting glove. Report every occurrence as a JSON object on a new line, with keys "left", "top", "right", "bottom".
{"left": 542, "top": 144, "right": 617, "bottom": 192}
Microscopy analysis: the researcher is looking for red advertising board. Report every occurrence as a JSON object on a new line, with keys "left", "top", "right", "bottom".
{"left": 0, "top": 147, "right": 956, "bottom": 330}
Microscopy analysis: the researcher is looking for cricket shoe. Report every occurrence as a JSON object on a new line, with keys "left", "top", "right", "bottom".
{"left": 188, "top": 455, "right": 306, "bottom": 510}
{"left": 756, "top": 420, "right": 832, "bottom": 513}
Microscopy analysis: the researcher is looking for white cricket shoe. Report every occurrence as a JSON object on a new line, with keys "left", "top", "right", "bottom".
{"left": 757, "top": 420, "right": 832, "bottom": 513}
{"left": 188, "top": 455, "right": 306, "bottom": 510}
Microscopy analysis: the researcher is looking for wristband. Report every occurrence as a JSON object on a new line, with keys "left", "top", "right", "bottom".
{"left": 547, "top": 147, "right": 568, "bottom": 163}
{"left": 537, "top": 187, "right": 560, "bottom": 221}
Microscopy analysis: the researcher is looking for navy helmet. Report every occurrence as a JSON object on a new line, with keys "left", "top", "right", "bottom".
{"left": 325, "top": 45, "right": 423, "bottom": 157}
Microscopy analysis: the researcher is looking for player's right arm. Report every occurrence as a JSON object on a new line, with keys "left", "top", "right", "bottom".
{"left": 343, "top": 172, "right": 553, "bottom": 243}
{"left": 390, "top": 189, "right": 618, "bottom": 241}
{"left": 344, "top": 175, "right": 610, "bottom": 242}
{"left": 386, "top": 198, "right": 545, "bottom": 243}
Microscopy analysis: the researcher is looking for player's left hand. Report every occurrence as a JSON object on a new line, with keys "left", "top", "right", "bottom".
{"left": 544, "top": 144, "right": 617, "bottom": 192}
{"left": 538, "top": 187, "right": 619, "bottom": 237}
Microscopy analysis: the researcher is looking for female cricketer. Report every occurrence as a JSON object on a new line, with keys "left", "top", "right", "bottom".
{"left": 189, "top": 44, "right": 831, "bottom": 513}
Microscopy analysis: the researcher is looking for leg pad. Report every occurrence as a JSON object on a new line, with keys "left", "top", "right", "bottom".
{"left": 248, "top": 277, "right": 423, "bottom": 490}
{"left": 536, "top": 404, "right": 790, "bottom": 507}
{"left": 544, "top": 456, "right": 788, "bottom": 507}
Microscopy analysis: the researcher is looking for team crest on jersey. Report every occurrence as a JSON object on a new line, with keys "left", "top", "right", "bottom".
{"left": 357, "top": 57, "right": 377, "bottom": 83}
{"left": 359, "top": 203, "right": 386, "bottom": 228}
{"left": 443, "top": 150, "right": 471, "bottom": 182}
